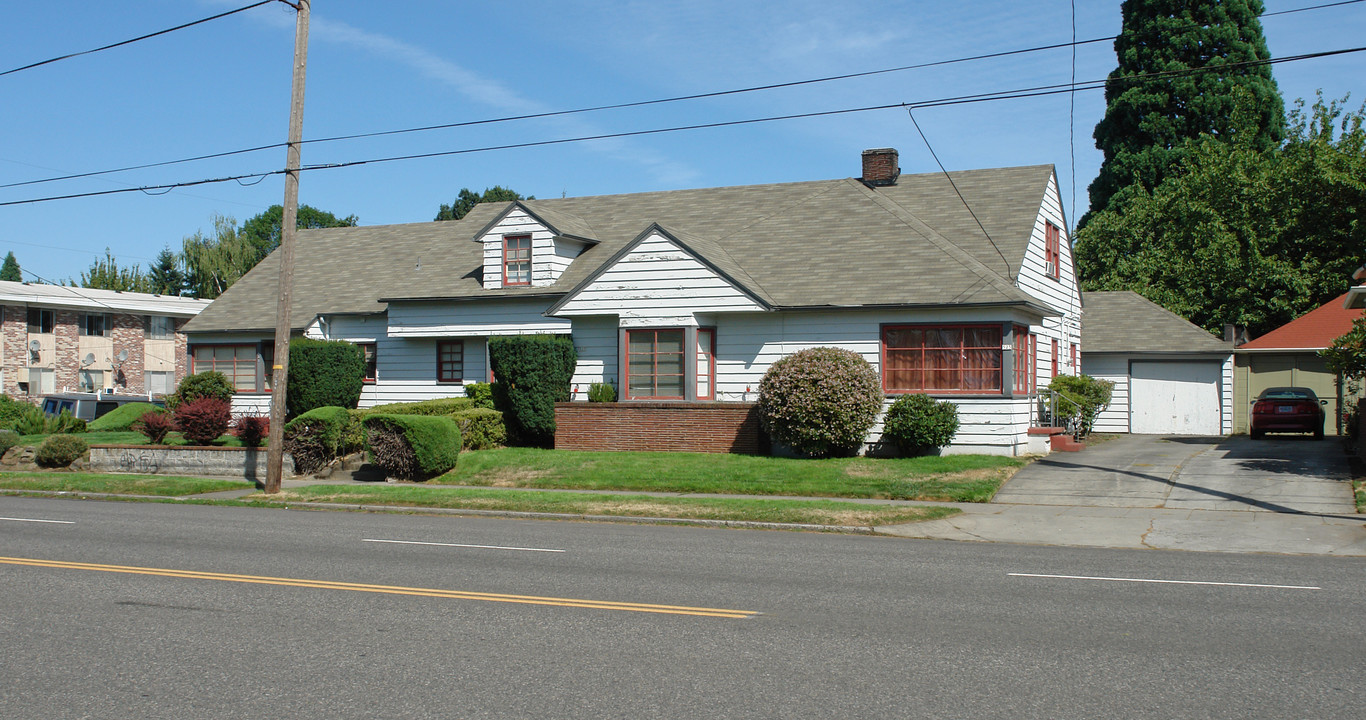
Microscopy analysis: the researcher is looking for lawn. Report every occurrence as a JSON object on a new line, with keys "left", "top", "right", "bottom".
{"left": 249, "top": 485, "right": 960, "bottom": 527}
{"left": 435, "top": 448, "right": 1025, "bottom": 502}
{"left": 0, "top": 472, "right": 253, "bottom": 496}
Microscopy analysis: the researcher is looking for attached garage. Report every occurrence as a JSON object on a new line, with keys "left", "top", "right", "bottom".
{"left": 1081, "top": 292, "right": 1233, "bottom": 436}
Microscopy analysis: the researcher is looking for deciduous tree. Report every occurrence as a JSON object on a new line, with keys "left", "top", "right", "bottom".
{"left": 435, "top": 186, "right": 531, "bottom": 221}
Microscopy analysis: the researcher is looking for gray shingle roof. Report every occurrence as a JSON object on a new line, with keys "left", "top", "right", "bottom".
{"left": 1082, "top": 290, "right": 1231, "bottom": 354}
{"left": 186, "top": 165, "right": 1057, "bottom": 333}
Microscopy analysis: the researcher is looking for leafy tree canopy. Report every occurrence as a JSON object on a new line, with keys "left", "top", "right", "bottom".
{"left": 182, "top": 214, "right": 255, "bottom": 300}
{"left": 0, "top": 251, "right": 21, "bottom": 282}
{"left": 79, "top": 248, "right": 151, "bottom": 293}
{"left": 1322, "top": 316, "right": 1366, "bottom": 380}
{"left": 1075, "top": 93, "right": 1366, "bottom": 337}
{"left": 1084, "top": 0, "right": 1284, "bottom": 226}
{"left": 239, "top": 204, "right": 358, "bottom": 257}
{"left": 435, "top": 186, "right": 532, "bottom": 221}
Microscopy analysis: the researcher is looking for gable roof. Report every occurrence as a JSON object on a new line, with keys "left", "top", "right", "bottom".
{"left": 1239, "top": 292, "right": 1363, "bottom": 351}
{"left": 186, "top": 164, "right": 1058, "bottom": 334}
{"left": 1082, "top": 291, "right": 1230, "bottom": 354}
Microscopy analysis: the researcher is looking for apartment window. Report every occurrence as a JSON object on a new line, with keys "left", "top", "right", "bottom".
{"left": 25, "top": 367, "right": 54, "bottom": 395}
{"left": 503, "top": 235, "right": 532, "bottom": 286}
{"left": 437, "top": 341, "right": 463, "bottom": 383}
{"left": 192, "top": 345, "right": 260, "bottom": 392}
{"left": 1045, "top": 222, "right": 1062, "bottom": 280}
{"left": 145, "top": 371, "right": 174, "bottom": 396}
{"left": 882, "top": 324, "right": 1003, "bottom": 394}
{"left": 359, "top": 343, "right": 377, "bottom": 383}
{"left": 145, "top": 315, "right": 175, "bottom": 339}
{"left": 81, "top": 313, "right": 111, "bottom": 337}
{"left": 1013, "top": 328, "right": 1037, "bottom": 395}
{"left": 626, "top": 329, "right": 686, "bottom": 399}
{"left": 78, "top": 369, "right": 104, "bottom": 393}
{"left": 27, "top": 308, "right": 54, "bottom": 334}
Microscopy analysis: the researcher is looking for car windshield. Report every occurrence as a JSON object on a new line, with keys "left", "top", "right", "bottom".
{"left": 1260, "top": 388, "right": 1316, "bottom": 401}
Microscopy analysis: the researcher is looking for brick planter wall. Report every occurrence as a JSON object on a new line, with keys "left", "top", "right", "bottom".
{"left": 554, "top": 402, "right": 764, "bottom": 454}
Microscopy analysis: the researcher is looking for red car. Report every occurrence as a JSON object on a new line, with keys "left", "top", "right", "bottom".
{"left": 1250, "top": 387, "right": 1326, "bottom": 440}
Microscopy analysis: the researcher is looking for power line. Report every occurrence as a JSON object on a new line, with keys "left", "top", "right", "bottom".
{"left": 0, "top": 1, "right": 277, "bottom": 78}
{"left": 2, "top": 43, "right": 1363, "bottom": 209}
{"left": 6, "top": 0, "right": 1358, "bottom": 192}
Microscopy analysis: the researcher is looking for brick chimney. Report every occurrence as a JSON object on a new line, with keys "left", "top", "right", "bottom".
{"left": 860, "top": 148, "right": 900, "bottom": 187}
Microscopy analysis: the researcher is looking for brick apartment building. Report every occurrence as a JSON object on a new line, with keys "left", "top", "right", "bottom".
{"left": 0, "top": 281, "right": 211, "bottom": 401}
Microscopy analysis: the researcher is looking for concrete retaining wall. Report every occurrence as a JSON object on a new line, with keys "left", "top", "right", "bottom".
{"left": 90, "top": 445, "right": 293, "bottom": 481}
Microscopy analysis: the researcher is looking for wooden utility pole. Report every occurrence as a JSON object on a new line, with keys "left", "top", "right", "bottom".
{"left": 265, "top": 0, "right": 310, "bottom": 494}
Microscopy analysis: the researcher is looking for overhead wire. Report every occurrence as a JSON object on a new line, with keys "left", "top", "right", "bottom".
{"left": 0, "top": 1, "right": 277, "bottom": 78}
{"left": 4, "top": 0, "right": 1360, "bottom": 192}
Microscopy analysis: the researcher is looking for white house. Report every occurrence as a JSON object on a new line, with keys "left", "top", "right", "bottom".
{"left": 184, "top": 149, "right": 1082, "bottom": 455}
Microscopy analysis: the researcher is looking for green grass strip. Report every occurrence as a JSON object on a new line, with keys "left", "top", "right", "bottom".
{"left": 0, "top": 472, "right": 252, "bottom": 496}
{"left": 436, "top": 447, "right": 1022, "bottom": 502}
{"left": 253, "top": 485, "right": 960, "bottom": 527}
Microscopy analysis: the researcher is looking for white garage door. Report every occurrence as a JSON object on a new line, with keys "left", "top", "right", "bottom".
{"left": 1130, "top": 361, "right": 1222, "bottom": 435}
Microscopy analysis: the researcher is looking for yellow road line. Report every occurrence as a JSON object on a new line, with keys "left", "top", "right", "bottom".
{"left": 0, "top": 556, "right": 758, "bottom": 619}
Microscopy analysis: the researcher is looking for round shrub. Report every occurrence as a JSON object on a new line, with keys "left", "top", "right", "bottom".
{"left": 234, "top": 416, "right": 270, "bottom": 448}
{"left": 174, "top": 397, "right": 232, "bottom": 446}
{"left": 756, "top": 347, "right": 883, "bottom": 458}
{"left": 882, "top": 393, "right": 960, "bottom": 455}
{"left": 35, "top": 435, "right": 89, "bottom": 468}
{"left": 169, "top": 371, "right": 235, "bottom": 411}
{"left": 284, "top": 406, "right": 363, "bottom": 474}
{"left": 363, "top": 414, "right": 461, "bottom": 481}
{"left": 132, "top": 411, "right": 174, "bottom": 445}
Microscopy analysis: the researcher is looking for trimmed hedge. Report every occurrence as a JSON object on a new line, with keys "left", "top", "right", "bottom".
{"left": 449, "top": 408, "right": 507, "bottom": 450}
{"left": 284, "top": 406, "right": 363, "bottom": 474}
{"left": 88, "top": 402, "right": 164, "bottom": 432}
{"left": 365, "top": 397, "right": 475, "bottom": 416}
{"left": 363, "top": 414, "right": 461, "bottom": 480}
{"left": 487, "top": 334, "right": 576, "bottom": 447}
{"left": 35, "top": 435, "right": 88, "bottom": 468}
{"left": 464, "top": 382, "right": 495, "bottom": 409}
{"left": 757, "top": 347, "right": 883, "bottom": 458}
{"left": 286, "top": 338, "right": 365, "bottom": 418}
{"left": 882, "top": 394, "right": 959, "bottom": 455}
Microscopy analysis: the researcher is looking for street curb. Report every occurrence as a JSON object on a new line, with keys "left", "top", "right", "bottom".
{"left": 0, "top": 488, "right": 879, "bottom": 534}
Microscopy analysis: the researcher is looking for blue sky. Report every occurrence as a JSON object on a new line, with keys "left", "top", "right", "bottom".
{"left": 1, "top": 0, "right": 1363, "bottom": 286}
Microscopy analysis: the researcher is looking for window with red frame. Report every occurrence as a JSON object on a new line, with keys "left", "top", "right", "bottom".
{"left": 1051, "top": 338, "right": 1059, "bottom": 377}
{"left": 695, "top": 328, "right": 715, "bottom": 400}
{"left": 626, "top": 329, "right": 686, "bottom": 399}
{"left": 1013, "top": 329, "right": 1036, "bottom": 394}
{"left": 359, "top": 343, "right": 377, "bottom": 383}
{"left": 192, "top": 345, "right": 259, "bottom": 392}
{"left": 437, "top": 341, "right": 463, "bottom": 383}
{"left": 1070, "top": 341, "right": 1077, "bottom": 373}
{"left": 882, "top": 325, "right": 1003, "bottom": 394}
{"left": 503, "top": 235, "right": 531, "bottom": 286}
{"left": 1045, "top": 222, "right": 1061, "bottom": 280}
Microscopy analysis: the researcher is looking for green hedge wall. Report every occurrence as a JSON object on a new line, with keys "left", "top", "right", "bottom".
{"left": 286, "top": 338, "right": 365, "bottom": 418}
{"left": 487, "top": 334, "right": 576, "bottom": 447}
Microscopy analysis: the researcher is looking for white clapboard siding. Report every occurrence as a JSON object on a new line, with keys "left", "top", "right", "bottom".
{"left": 1081, "top": 354, "right": 1131, "bottom": 433}
{"left": 358, "top": 336, "right": 487, "bottom": 407}
{"left": 554, "top": 234, "right": 764, "bottom": 322}
{"left": 477, "top": 209, "right": 584, "bottom": 289}
{"left": 1220, "top": 355, "right": 1234, "bottom": 435}
{"left": 568, "top": 316, "right": 618, "bottom": 401}
{"left": 387, "top": 299, "right": 568, "bottom": 337}
{"left": 229, "top": 395, "right": 271, "bottom": 419}
{"left": 1015, "top": 173, "right": 1082, "bottom": 360}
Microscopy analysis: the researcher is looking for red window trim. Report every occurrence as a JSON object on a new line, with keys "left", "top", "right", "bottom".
{"left": 190, "top": 343, "right": 268, "bottom": 394}
{"left": 1051, "top": 338, "right": 1059, "bottom": 378}
{"left": 502, "top": 234, "right": 531, "bottom": 286}
{"left": 437, "top": 340, "right": 464, "bottom": 384}
{"left": 359, "top": 343, "right": 377, "bottom": 384}
{"left": 696, "top": 327, "right": 716, "bottom": 401}
{"left": 625, "top": 328, "right": 687, "bottom": 400}
{"left": 881, "top": 323, "right": 1005, "bottom": 395}
{"left": 1012, "top": 327, "right": 1036, "bottom": 395}
{"left": 1045, "top": 222, "right": 1061, "bottom": 280}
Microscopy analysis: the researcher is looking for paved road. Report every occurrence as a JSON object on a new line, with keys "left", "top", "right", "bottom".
{"left": 1, "top": 496, "right": 1362, "bottom": 718}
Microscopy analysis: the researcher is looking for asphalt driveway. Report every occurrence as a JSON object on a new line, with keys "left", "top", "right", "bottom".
{"left": 993, "top": 434, "right": 1357, "bottom": 516}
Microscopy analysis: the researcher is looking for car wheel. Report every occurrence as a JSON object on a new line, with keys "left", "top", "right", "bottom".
{"left": 1250, "top": 428, "right": 1264, "bottom": 439}
{"left": 1314, "top": 424, "right": 1324, "bottom": 440}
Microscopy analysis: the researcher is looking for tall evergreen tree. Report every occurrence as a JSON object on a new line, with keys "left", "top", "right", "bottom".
{"left": 1083, "top": 0, "right": 1285, "bottom": 226}
{"left": 146, "top": 247, "right": 186, "bottom": 296}
{"left": 0, "top": 251, "right": 21, "bottom": 282}
{"left": 435, "top": 186, "right": 532, "bottom": 221}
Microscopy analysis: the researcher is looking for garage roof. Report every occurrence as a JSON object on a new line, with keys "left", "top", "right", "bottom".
{"left": 1239, "top": 292, "right": 1363, "bottom": 351}
{"left": 1082, "top": 291, "right": 1230, "bottom": 354}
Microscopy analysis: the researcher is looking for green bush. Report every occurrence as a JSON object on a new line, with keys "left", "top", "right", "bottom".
{"left": 757, "top": 347, "right": 883, "bottom": 458}
{"left": 364, "top": 397, "right": 475, "bottom": 416}
{"left": 35, "top": 434, "right": 88, "bottom": 468}
{"left": 362, "top": 414, "right": 461, "bottom": 480}
{"left": 0, "top": 395, "right": 33, "bottom": 430}
{"left": 464, "top": 382, "right": 495, "bottom": 409}
{"left": 882, "top": 394, "right": 960, "bottom": 455}
{"left": 15, "top": 408, "right": 87, "bottom": 436}
{"left": 169, "top": 371, "right": 235, "bottom": 411}
{"left": 88, "top": 402, "right": 164, "bottom": 432}
{"left": 487, "top": 334, "right": 577, "bottom": 447}
{"left": 449, "top": 408, "right": 507, "bottom": 450}
{"left": 286, "top": 338, "right": 365, "bottom": 418}
{"left": 587, "top": 382, "right": 616, "bottom": 402}
{"left": 1047, "top": 374, "right": 1115, "bottom": 438}
{"left": 284, "top": 406, "right": 364, "bottom": 474}
{"left": 0, "top": 429, "right": 20, "bottom": 456}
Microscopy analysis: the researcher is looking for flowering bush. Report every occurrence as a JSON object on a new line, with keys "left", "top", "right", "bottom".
{"left": 174, "top": 397, "right": 231, "bottom": 446}
{"left": 234, "top": 416, "right": 270, "bottom": 448}
{"left": 882, "top": 394, "right": 959, "bottom": 455}
{"left": 757, "top": 347, "right": 883, "bottom": 458}
{"left": 132, "top": 411, "right": 174, "bottom": 444}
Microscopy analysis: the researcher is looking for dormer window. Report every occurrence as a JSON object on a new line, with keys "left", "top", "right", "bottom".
{"left": 503, "top": 235, "right": 531, "bottom": 286}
